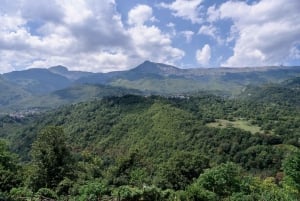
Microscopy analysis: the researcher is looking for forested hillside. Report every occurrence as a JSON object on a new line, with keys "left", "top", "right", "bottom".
{"left": 0, "top": 78, "right": 299, "bottom": 200}
{"left": 1, "top": 62, "right": 300, "bottom": 113}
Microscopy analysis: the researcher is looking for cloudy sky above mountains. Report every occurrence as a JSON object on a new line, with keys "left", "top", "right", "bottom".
{"left": 0, "top": 0, "right": 299, "bottom": 73}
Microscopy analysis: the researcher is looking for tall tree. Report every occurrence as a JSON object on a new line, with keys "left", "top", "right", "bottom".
{"left": 29, "top": 126, "right": 73, "bottom": 191}
{"left": 283, "top": 149, "right": 300, "bottom": 193}
{"left": 0, "top": 140, "right": 20, "bottom": 192}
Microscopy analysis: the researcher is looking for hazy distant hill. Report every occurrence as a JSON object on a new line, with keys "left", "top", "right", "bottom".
{"left": 48, "top": 65, "right": 94, "bottom": 81}
{"left": 240, "top": 76, "right": 300, "bottom": 106}
{"left": 77, "top": 61, "right": 300, "bottom": 94}
{"left": 0, "top": 61, "right": 299, "bottom": 112}
{"left": 0, "top": 76, "right": 33, "bottom": 110}
{"left": 1, "top": 84, "right": 143, "bottom": 112}
{"left": 3, "top": 68, "right": 71, "bottom": 94}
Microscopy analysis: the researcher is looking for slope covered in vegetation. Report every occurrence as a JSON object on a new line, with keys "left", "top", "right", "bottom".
{"left": 0, "top": 78, "right": 299, "bottom": 200}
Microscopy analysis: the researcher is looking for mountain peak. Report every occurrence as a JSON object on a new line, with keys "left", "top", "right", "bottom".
{"left": 131, "top": 61, "right": 180, "bottom": 75}
{"left": 49, "top": 65, "right": 69, "bottom": 73}
{"left": 142, "top": 60, "right": 152, "bottom": 65}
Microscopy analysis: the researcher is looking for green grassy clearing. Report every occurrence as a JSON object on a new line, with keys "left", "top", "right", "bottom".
{"left": 207, "top": 119, "right": 263, "bottom": 134}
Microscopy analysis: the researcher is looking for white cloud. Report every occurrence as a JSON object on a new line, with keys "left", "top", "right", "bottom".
{"left": 198, "top": 25, "right": 214, "bottom": 37}
{"left": 166, "top": 22, "right": 176, "bottom": 36}
{"left": 127, "top": 4, "right": 184, "bottom": 65}
{"left": 181, "top": 31, "right": 194, "bottom": 43}
{"left": 166, "top": 22, "right": 175, "bottom": 28}
{"left": 128, "top": 25, "right": 184, "bottom": 64}
{"left": 0, "top": 0, "right": 184, "bottom": 73}
{"left": 0, "top": 15, "right": 25, "bottom": 32}
{"left": 196, "top": 44, "right": 211, "bottom": 65}
{"left": 64, "top": 0, "right": 130, "bottom": 52}
{"left": 159, "top": 0, "right": 204, "bottom": 24}
{"left": 128, "top": 5, "right": 154, "bottom": 26}
{"left": 213, "top": 0, "right": 300, "bottom": 67}
{"left": 290, "top": 46, "right": 300, "bottom": 60}
{"left": 206, "top": 5, "right": 219, "bottom": 23}
{"left": 198, "top": 24, "right": 223, "bottom": 45}
{"left": 60, "top": 0, "right": 92, "bottom": 25}
{"left": 21, "top": 0, "right": 64, "bottom": 23}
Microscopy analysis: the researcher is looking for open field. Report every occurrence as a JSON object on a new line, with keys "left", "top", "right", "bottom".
{"left": 207, "top": 119, "right": 264, "bottom": 134}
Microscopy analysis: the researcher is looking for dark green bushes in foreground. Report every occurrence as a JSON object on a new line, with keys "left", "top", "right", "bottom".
{"left": 1, "top": 131, "right": 299, "bottom": 200}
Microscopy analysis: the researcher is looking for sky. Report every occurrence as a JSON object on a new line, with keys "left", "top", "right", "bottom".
{"left": 0, "top": 0, "right": 300, "bottom": 73}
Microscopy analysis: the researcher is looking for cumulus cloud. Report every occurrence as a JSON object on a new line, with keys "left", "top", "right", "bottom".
{"left": 206, "top": 5, "right": 219, "bottom": 23}
{"left": 126, "top": 4, "right": 184, "bottom": 65}
{"left": 198, "top": 24, "right": 223, "bottom": 45}
{"left": 128, "top": 25, "right": 184, "bottom": 64}
{"left": 181, "top": 31, "right": 194, "bottom": 43}
{"left": 63, "top": 0, "right": 130, "bottom": 52}
{"left": 21, "top": 0, "right": 64, "bottom": 23}
{"left": 290, "top": 46, "right": 300, "bottom": 60}
{"left": 128, "top": 5, "right": 155, "bottom": 25}
{"left": 198, "top": 25, "right": 215, "bottom": 38}
{"left": 210, "top": 0, "right": 300, "bottom": 67}
{"left": 196, "top": 44, "right": 211, "bottom": 65}
{"left": 0, "top": 0, "right": 184, "bottom": 73}
{"left": 159, "top": 0, "right": 204, "bottom": 24}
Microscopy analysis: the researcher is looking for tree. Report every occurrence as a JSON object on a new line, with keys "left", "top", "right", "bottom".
{"left": 282, "top": 149, "right": 300, "bottom": 193}
{"left": 0, "top": 140, "right": 21, "bottom": 192}
{"left": 29, "top": 126, "right": 73, "bottom": 191}
{"left": 77, "top": 180, "right": 109, "bottom": 201}
{"left": 195, "top": 162, "right": 242, "bottom": 197}
{"left": 156, "top": 151, "right": 209, "bottom": 190}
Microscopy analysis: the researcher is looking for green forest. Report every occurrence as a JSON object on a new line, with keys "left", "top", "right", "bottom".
{"left": 0, "top": 78, "right": 300, "bottom": 200}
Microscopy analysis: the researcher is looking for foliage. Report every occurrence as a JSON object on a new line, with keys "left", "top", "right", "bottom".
{"left": 193, "top": 162, "right": 242, "bottom": 197}
{"left": 0, "top": 140, "right": 21, "bottom": 192}
{"left": 9, "top": 187, "right": 33, "bottom": 201}
{"left": 282, "top": 150, "right": 300, "bottom": 193}
{"left": 76, "top": 180, "right": 109, "bottom": 201}
{"left": 155, "top": 151, "right": 209, "bottom": 190}
{"left": 34, "top": 188, "right": 58, "bottom": 200}
{"left": 0, "top": 77, "right": 299, "bottom": 200}
{"left": 29, "top": 126, "right": 74, "bottom": 191}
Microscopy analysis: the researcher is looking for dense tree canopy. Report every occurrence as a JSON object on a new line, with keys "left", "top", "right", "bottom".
{"left": 0, "top": 140, "right": 20, "bottom": 193}
{"left": 0, "top": 77, "right": 299, "bottom": 200}
{"left": 29, "top": 126, "right": 73, "bottom": 191}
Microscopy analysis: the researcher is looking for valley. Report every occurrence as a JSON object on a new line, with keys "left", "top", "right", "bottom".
{"left": 0, "top": 62, "right": 299, "bottom": 200}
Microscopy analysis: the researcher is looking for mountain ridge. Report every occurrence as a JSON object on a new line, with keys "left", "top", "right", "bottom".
{"left": 1, "top": 61, "right": 298, "bottom": 75}
{"left": 3, "top": 68, "right": 72, "bottom": 94}
{"left": 0, "top": 61, "right": 299, "bottom": 112}
{"left": 48, "top": 65, "right": 94, "bottom": 81}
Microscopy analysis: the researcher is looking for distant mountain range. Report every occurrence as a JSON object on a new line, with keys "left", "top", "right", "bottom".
{"left": 0, "top": 61, "right": 299, "bottom": 112}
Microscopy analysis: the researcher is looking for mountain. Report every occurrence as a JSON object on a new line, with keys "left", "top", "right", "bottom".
{"left": 0, "top": 62, "right": 299, "bottom": 112}
{"left": 282, "top": 77, "right": 300, "bottom": 88}
{"left": 1, "top": 84, "right": 143, "bottom": 112}
{"left": 0, "top": 76, "right": 32, "bottom": 110}
{"left": 128, "top": 60, "right": 182, "bottom": 76}
{"left": 76, "top": 71, "right": 123, "bottom": 85}
{"left": 3, "top": 68, "right": 72, "bottom": 94}
{"left": 77, "top": 61, "right": 300, "bottom": 95}
{"left": 3, "top": 62, "right": 300, "bottom": 96}
{"left": 240, "top": 77, "right": 300, "bottom": 106}
{"left": 48, "top": 65, "right": 94, "bottom": 81}
{"left": 76, "top": 61, "right": 182, "bottom": 84}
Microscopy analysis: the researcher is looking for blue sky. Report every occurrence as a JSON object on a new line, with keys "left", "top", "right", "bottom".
{"left": 0, "top": 0, "right": 299, "bottom": 73}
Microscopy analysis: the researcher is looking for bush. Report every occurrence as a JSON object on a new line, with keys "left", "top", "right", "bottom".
{"left": 77, "top": 180, "right": 110, "bottom": 201}
{"left": 113, "top": 185, "right": 142, "bottom": 201}
{"left": 35, "top": 188, "right": 58, "bottom": 200}
{"left": 9, "top": 187, "right": 33, "bottom": 201}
